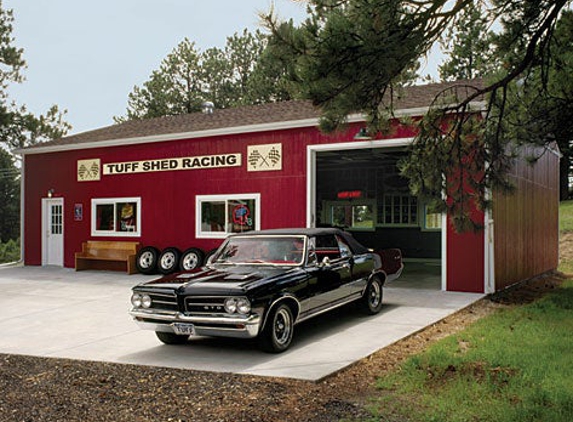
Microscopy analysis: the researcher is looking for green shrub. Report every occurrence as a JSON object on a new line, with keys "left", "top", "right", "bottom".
{"left": 0, "top": 238, "right": 20, "bottom": 264}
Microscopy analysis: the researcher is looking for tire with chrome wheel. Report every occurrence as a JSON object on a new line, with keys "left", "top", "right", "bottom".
{"left": 259, "top": 303, "right": 294, "bottom": 353}
{"left": 179, "top": 248, "right": 204, "bottom": 271}
{"left": 204, "top": 249, "right": 218, "bottom": 265}
{"left": 158, "top": 247, "right": 181, "bottom": 274}
{"left": 136, "top": 246, "right": 159, "bottom": 274}
{"left": 155, "top": 331, "right": 188, "bottom": 345}
{"left": 361, "top": 275, "right": 384, "bottom": 315}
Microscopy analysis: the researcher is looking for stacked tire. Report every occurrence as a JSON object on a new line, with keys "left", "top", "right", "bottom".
{"left": 136, "top": 246, "right": 208, "bottom": 275}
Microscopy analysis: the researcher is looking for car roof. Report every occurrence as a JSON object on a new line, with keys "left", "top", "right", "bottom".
{"left": 230, "top": 227, "right": 342, "bottom": 236}
{"left": 229, "top": 228, "right": 369, "bottom": 254}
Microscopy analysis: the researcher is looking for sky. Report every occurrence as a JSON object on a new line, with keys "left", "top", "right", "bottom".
{"left": 5, "top": 1, "right": 309, "bottom": 135}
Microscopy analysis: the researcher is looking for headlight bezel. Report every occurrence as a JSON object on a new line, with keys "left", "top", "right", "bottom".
{"left": 141, "top": 294, "right": 152, "bottom": 308}
{"left": 224, "top": 296, "right": 251, "bottom": 315}
{"left": 131, "top": 292, "right": 152, "bottom": 309}
{"left": 131, "top": 293, "right": 142, "bottom": 308}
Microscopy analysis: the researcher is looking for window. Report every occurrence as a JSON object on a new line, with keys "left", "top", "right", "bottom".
{"left": 91, "top": 197, "right": 141, "bottom": 237}
{"left": 423, "top": 205, "right": 442, "bottom": 231}
{"left": 379, "top": 194, "right": 418, "bottom": 226}
{"left": 324, "top": 200, "right": 375, "bottom": 231}
{"left": 197, "top": 194, "right": 260, "bottom": 238}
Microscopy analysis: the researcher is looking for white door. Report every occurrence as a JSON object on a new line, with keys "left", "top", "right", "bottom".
{"left": 42, "top": 198, "right": 64, "bottom": 266}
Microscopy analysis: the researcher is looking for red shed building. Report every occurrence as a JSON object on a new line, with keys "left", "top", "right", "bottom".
{"left": 17, "top": 80, "right": 559, "bottom": 293}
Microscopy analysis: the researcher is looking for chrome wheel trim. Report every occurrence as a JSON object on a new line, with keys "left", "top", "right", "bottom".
{"left": 181, "top": 252, "right": 199, "bottom": 270}
{"left": 369, "top": 280, "right": 382, "bottom": 309}
{"left": 273, "top": 307, "right": 292, "bottom": 346}
{"left": 138, "top": 251, "right": 154, "bottom": 268}
{"left": 160, "top": 252, "right": 177, "bottom": 269}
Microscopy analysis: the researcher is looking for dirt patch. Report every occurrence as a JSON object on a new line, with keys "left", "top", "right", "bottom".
{"left": 559, "top": 232, "right": 573, "bottom": 264}
{"left": 0, "top": 274, "right": 566, "bottom": 422}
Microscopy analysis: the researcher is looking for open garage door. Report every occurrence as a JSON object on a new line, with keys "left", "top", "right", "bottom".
{"left": 311, "top": 145, "right": 443, "bottom": 290}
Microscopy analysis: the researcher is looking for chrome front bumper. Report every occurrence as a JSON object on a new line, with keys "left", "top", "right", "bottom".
{"left": 129, "top": 309, "right": 262, "bottom": 339}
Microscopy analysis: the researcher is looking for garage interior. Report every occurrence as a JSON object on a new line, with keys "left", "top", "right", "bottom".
{"left": 315, "top": 147, "right": 442, "bottom": 290}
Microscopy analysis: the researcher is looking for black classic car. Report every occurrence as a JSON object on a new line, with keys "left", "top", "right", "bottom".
{"left": 129, "top": 228, "right": 403, "bottom": 353}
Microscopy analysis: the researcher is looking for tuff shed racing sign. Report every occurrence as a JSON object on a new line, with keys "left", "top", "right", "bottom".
{"left": 102, "top": 153, "right": 241, "bottom": 175}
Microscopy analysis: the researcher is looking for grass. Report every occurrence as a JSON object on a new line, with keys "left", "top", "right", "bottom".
{"left": 559, "top": 200, "right": 573, "bottom": 274}
{"left": 368, "top": 281, "right": 573, "bottom": 421}
{"left": 359, "top": 201, "right": 573, "bottom": 422}
{"left": 560, "top": 200, "right": 573, "bottom": 233}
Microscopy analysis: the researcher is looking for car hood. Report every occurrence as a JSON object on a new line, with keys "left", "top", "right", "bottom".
{"left": 135, "top": 265, "right": 303, "bottom": 296}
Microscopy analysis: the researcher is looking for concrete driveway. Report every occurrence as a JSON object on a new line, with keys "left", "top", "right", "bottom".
{"left": 0, "top": 265, "right": 483, "bottom": 381}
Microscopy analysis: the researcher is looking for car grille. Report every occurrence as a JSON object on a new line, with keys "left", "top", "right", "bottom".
{"left": 147, "top": 291, "right": 178, "bottom": 312}
{"left": 185, "top": 297, "right": 226, "bottom": 315}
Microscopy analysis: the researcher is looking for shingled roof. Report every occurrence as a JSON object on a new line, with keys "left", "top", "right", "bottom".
{"left": 21, "top": 79, "right": 484, "bottom": 153}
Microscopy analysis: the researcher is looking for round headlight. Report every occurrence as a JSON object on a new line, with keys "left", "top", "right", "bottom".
{"left": 224, "top": 297, "right": 237, "bottom": 314}
{"left": 141, "top": 295, "right": 152, "bottom": 308}
{"left": 236, "top": 298, "right": 251, "bottom": 315}
{"left": 131, "top": 293, "right": 142, "bottom": 308}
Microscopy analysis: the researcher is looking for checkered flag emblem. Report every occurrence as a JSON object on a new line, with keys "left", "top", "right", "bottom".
{"left": 268, "top": 147, "right": 280, "bottom": 165}
{"left": 77, "top": 159, "right": 101, "bottom": 181}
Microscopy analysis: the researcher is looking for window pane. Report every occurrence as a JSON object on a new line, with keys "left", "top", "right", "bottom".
{"left": 229, "top": 199, "right": 255, "bottom": 233}
{"left": 382, "top": 194, "right": 419, "bottom": 226}
{"left": 331, "top": 205, "right": 352, "bottom": 227}
{"left": 96, "top": 204, "right": 114, "bottom": 231}
{"left": 117, "top": 202, "right": 137, "bottom": 232}
{"left": 425, "top": 205, "right": 442, "bottom": 229}
{"left": 201, "top": 201, "right": 225, "bottom": 232}
{"left": 352, "top": 205, "right": 373, "bottom": 228}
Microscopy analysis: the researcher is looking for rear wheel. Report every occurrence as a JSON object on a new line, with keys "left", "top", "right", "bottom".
{"left": 136, "top": 246, "right": 159, "bottom": 274}
{"left": 155, "top": 331, "right": 188, "bottom": 345}
{"left": 158, "top": 247, "right": 181, "bottom": 274}
{"left": 259, "top": 304, "right": 294, "bottom": 353}
{"left": 179, "top": 248, "right": 204, "bottom": 271}
{"left": 361, "top": 276, "right": 384, "bottom": 315}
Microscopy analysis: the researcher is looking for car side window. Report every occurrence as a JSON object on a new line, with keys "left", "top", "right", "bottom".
{"left": 307, "top": 237, "right": 318, "bottom": 266}
{"left": 336, "top": 236, "right": 352, "bottom": 258}
{"left": 314, "top": 235, "right": 340, "bottom": 260}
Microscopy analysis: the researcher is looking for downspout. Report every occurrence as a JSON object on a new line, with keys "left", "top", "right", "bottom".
{"left": 18, "top": 155, "right": 25, "bottom": 265}
{"left": 484, "top": 202, "right": 495, "bottom": 294}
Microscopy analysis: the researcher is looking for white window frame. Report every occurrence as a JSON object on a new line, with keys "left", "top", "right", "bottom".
{"left": 421, "top": 204, "right": 443, "bottom": 231}
{"left": 91, "top": 197, "right": 142, "bottom": 237}
{"left": 379, "top": 193, "right": 419, "bottom": 227}
{"left": 196, "top": 193, "right": 261, "bottom": 239}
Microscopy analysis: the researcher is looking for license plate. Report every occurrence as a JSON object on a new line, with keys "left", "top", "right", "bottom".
{"left": 172, "top": 323, "right": 195, "bottom": 336}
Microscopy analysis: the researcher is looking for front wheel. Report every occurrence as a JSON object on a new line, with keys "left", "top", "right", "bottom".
{"left": 259, "top": 304, "right": 294, "bottom": 353}
{"left": 155, "top": 331, "right": 188, "bottom": 345}
{"left": 361, "top": 276, "right": 384, "bottom": 315}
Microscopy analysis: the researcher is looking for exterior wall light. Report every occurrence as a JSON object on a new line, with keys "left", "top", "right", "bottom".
{"left": 47, "top": 189, "right": 55, "bottom": 198}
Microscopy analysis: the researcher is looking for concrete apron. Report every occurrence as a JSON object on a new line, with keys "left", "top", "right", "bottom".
{"left": 0, "top": 266, "right": 483, "bottom": 381}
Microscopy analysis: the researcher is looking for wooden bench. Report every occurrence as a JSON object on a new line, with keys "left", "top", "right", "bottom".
{"left": 75, "top": 241, "right": 141, "bottom": 274}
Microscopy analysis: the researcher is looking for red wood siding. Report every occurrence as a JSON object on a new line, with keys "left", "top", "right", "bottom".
{"left": 446, "top": 208, "right": 485, "bottom": 293}
{"left": 492, "top": 145, "right": 559, "bottom": 290}
{"left": 24, "top": 122, "right": 418, "bottom": 268}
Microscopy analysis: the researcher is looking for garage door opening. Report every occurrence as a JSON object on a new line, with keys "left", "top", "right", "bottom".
{"left": 310, "top": 144, "right": 443, "bottom": 290}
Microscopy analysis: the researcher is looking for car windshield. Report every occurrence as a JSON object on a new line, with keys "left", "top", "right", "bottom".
{"left": 212, "top": 235, "right": 307, "bottom": 266}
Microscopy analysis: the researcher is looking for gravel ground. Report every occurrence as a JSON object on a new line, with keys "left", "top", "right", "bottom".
{"left": 0, "top": 273, "right": 564, "bottom": 422}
